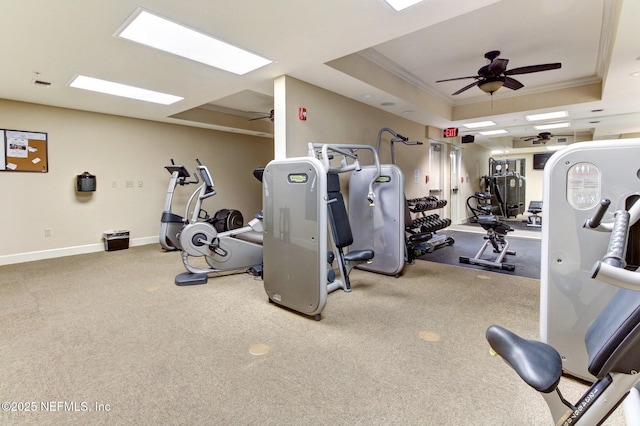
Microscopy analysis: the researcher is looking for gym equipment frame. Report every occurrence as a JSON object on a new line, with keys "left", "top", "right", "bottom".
{"left": 262, "top": 144, "right": 380, "bottom": 320}
{"left": 540, "top": 139, "right": 640, "bottom": 382}
{"left": 459, "top": 192, "right": 515, "bottom": 271}
{"left": 174, "top": 159, "right": 263, "bottom": 285}
{"left": 159, "top": 159, "right": 199, "bottom": 251}
{"left": 487, "top": 194, "right": 640, "bottom": 425}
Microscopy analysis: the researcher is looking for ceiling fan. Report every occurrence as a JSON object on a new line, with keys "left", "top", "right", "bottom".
{"left": 436, "top": 50, "right": 561, "bottom": 96}
{"left": 248, "top": 109, "right": 274, "bottom": 122}
{"left": 520, "top": 132, "right": 569, "bottom": 144}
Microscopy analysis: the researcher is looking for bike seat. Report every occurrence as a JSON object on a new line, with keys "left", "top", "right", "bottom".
{"left": 486, "top": 325, "right": 562, "bottom": 393}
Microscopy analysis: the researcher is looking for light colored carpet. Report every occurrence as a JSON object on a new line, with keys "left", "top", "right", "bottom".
{"left": 0, "top": 245, "right": 625, "bottom": 425}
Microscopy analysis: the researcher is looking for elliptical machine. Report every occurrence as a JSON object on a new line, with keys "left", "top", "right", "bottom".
{"left": 174, "top": 159, "right": 263, "bottom": 285}
{"left": 459, "top": 192, "right": 515, "bottom": 271}
{"left": 159, "top": 159, "right": 200, "bottom": 251}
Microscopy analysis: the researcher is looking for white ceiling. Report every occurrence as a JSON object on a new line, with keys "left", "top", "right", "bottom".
{"left": 2, "top": 0, "right": 639, "bottom": 150}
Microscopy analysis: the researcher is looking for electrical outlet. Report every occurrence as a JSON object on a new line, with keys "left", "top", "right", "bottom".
{"left": 138, "top": 180, "right": 143, "bottom": 188}
{"left": 112, "top": 180, "right": 118, "bottom": 188}
{"left": 126, "top": 180, "right": 134, "bottom": 188}
{"left": 45, "top": 228, "right": 52, "bottom": 237}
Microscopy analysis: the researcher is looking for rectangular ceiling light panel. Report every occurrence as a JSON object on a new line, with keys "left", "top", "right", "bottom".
{"left": 479, "top": 129, "right": 508, "bottom": 136}
{"left": 534, "top": 122, "right": 570, "bottom": 130}
{"left": 526, "top": 111, "right": 568, "bottom": 121}
{"left": 69, "top": 75, "right": 183, "bottom": 105}
{"left": 383, "top": 0, "right": 425, "bottom": 11}
{"left": 463, "top": 121, "right": 496, "bottom": 129}
{"left": 116, "top": 8, "right": 272, "bottom": 75}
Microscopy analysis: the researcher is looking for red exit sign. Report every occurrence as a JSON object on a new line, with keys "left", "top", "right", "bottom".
{"left": 443, "top": 127, "right": 459, "bottom": 138}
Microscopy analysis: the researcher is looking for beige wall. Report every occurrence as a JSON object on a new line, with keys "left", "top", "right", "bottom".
{"left": 276, "top": 75, "right": 435, "bottom": 201}
{"left": 1, "top": 78, "right": 548, "bottom": 264}
{"left": 0, "top": 99, "right": 273, "bottom": 264}
{"left": 274, "top": 75, "right": 523, "bottom": 224}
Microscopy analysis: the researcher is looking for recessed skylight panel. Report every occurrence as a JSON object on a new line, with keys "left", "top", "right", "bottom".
{"left": 69, "top": 75, "right": 183, "bottom": 105}
{"left": 116, "top": 8, "right": 272, "bottom": 75}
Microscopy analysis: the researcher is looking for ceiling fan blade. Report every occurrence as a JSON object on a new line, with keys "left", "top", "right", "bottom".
{"left": 505, "top": 63, "right": 562, "bottom": 76}
{"left": 503, "top": 76, "right": 524, "bottom": 90}
{"left": 436, "top": 75, "right": 479, "bottom": 83}
{"left": 488, "top": 58, "right": 509, "bottom": 75}
{"left": 248, "top": 109, "right": 274, "bottom": 121}
{"left": 521, "top": 137, "right": 535, "bottom": 141}
{"left": 452, "top": 81, "right": 480, "bottom": 95}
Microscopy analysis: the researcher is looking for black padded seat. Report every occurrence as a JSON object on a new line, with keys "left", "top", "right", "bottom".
{"left": 477, "top": 215, "right": 513, "bottom": 235}
{"left": 326, "top": 172, "right": 374, "bottom": 290}
{"left": 486, "top": 325, "right": 562, "bottom": 393}
{"left": 344, "top": 251, "right": 375, "bottom": 262}
{"left": 477, "top": 215, "right": 499, "bottom": 227}
{"left": 528, "top": 201, "right": 543, "bottom": 214}
{"left": 407, "top": 232, "right": 433, "bottom": 244}
{"left": 585, "top": 288, "right": 640, "bottom": 378}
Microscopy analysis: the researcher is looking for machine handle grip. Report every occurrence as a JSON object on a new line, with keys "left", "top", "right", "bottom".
{"left": 602, "top": 210, "right": 630, "bottom": 268}
{"left": 585, "top": 199, "right": 611, "bottom": 228}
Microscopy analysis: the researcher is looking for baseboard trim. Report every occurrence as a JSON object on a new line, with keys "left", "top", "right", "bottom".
{"left": 0, "top": 236, "right": 158, "bottom": 266}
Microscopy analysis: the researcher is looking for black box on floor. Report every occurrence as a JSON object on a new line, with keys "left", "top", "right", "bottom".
{"left": 103, "top": 230, "right": 130, "bottom": 251}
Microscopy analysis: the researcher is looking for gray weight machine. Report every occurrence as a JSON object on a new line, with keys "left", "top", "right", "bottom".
{"left": 262, "top": 143, "right": 380, "bottom": 320}
{"left": 348, "top": 128, "right": 409, "bottom": 276}
{"left": 488, "top": 139, "right": 640, "bottom": 425}
{"left": 483, "top": 157, "right": 526, "bottom": 218}
{"left": 540, "top": 139, "right": 640, "bottom": 382}
{"left": 349, "top": 128, "right": 453, "bottom": 275}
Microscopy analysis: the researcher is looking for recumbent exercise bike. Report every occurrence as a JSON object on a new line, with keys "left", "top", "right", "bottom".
{"left": 174, "top": 159, "right": 264, "bottom": 285}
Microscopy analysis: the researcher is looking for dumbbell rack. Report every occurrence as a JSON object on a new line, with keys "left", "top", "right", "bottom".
{"left": 406, "top": 196, "right": 454, "bottom": 256}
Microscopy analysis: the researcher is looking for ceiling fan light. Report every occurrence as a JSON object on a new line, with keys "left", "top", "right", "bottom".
{"left": 478, "top": 79, "right": 504, "bottom": 94}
